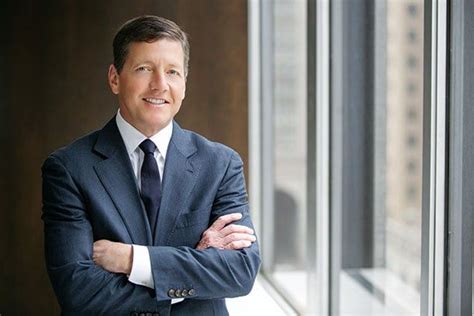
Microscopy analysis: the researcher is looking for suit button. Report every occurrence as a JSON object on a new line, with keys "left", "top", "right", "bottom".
{"left": 145, "top": 313, "right": 152, "bottom": 316}
{"left": 188, "top": 289, "right": 196, "bottom": 296}
{"left": 139, "top": 313, "right": 145, "bottom": 316}
{"left": 175, "top": 289, "right": 182, "bottom": 297}
{"left": 182, "top": 289, "right": 189, "bottom": 297}
{"left": 168, "top": 289, "right": 176, "bottom": 298}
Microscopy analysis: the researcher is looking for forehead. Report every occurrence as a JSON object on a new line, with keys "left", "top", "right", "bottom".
{"left": 125, "top": 39, "right": 184, "bottom": 66}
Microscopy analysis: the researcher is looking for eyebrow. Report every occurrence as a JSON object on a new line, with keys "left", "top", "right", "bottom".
{"left": 167, "top": 63, "right": 183, "bottom": 69}
{"left": 132, "top": 60, "right": 183, "bottom": 69}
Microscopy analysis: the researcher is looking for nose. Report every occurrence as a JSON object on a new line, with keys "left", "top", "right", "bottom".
{"left": 150, "top": 71, "right": 168, "bottom": 92}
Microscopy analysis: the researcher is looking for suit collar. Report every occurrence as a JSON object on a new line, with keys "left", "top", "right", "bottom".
{"left": 93, "top": 117, "right": 153, "bottom": 245}
{"left": 115, "top": 110, "right": 173, "bottom": 160}
{"left": 93, "top": 117, "right": 196, "bottom": 160}
{"left": 93, "top": 117, "right": 122, "bottom": 158}
{"left": 170, "top": 121, "right": 197, "bottom": 158}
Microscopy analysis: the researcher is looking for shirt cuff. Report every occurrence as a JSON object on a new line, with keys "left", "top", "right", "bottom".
{"left": 128, "top": 245, "right": 154, "bottom": 289}
{"left": 172, "top": 298, "right": 185, "bottom": 304}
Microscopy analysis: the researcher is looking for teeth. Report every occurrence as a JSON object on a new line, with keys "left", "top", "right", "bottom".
{"left": 144, "top": 98, "right": 166, "bottom": 105}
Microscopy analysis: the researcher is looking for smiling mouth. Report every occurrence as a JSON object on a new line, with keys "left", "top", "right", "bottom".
{"left": 143, "top": 97, "right": 168, "bottom": 105}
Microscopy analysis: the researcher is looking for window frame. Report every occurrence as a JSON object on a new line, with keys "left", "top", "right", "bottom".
{"left": 445, "top": 0, "right": 474, "bottom": 314}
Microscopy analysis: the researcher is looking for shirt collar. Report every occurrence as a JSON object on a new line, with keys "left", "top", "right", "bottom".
{"left": 116, "top": 109, "right": 173, "bottom": 159}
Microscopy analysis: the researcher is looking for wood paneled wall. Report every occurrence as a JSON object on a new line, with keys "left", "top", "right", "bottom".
{"left": 0, "top": 1, "right": 248, "bottom": 314}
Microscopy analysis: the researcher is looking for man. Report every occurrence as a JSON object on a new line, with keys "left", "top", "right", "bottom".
{"left": 42, "top": 15, "right": 260, "bottom": 316}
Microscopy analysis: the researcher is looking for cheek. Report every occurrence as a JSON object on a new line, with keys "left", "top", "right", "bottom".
{"left": 170, "top": 79, "right": 186, "bottom": 100}
{"left": 123, "top": 78, "right": 147, "bottom": 95}
{"left": 178, "top": 84, "right": 186, "bottom": 100}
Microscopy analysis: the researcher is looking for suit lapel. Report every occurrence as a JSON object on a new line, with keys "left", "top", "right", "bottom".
{"left": 93, "top": 118, "right": 152, "bottom": 245}
{"left": 154, "top": 122, "right": 199, "bottom": 245}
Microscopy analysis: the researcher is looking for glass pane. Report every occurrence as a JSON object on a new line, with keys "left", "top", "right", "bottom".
{"left": 269, "top": 0, "right": 307, "bottom": 312}
{"left": 336, "top": 1, "right": 424, "bottom": 315}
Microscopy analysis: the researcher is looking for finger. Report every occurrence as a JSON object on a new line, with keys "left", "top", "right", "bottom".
{"left": 196, "top": 241, "right": 207, "bottom": 250}
{"left": 209, "top": 213, "right": 242, "bottom": 231}
{"left": 220, "top": 224, "right": 254, "bottom": 236}
{"left": 93, "top": 244, "right": 100, "bottom": 254}
{"left": 93, "top": 240, "right": 112, "bottom": 257}
{"left": 93, "top": 239, "right": 109, "bottom": 248}
{"left": 225, "top": 240, "right": 252, "bottom": 250}
{"left": 223, "top": 233, "right": 256, "bottom": 244}
{"left": 93, "top": 241, "right": 105, "bottom": 252}
{"left": 92, "top": 245, "right": 103, "bottom": 258}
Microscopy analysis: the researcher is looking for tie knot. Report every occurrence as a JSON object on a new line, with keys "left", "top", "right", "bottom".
{"left": 139, "top": 139, "right": 157, "bottom": 155}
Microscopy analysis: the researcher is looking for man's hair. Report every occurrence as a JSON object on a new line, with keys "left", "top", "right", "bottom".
{"left": 113, "top": 15, "right": 190, "bottom": 76}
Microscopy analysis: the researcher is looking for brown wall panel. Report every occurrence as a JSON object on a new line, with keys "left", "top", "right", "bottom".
{"left": 175, "top": 0, "right": 249, "bottom": 168}
{"left": 0, "top": 1, "right": 247, "bottom": 314}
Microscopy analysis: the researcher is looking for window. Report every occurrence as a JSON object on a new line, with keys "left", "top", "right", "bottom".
{"left": 331, "top": 1, "right": 424, "bottom": 314}
{"left": 407, "top": 107, "right": 417, "bottom": 122}
{"left": 407, "top": 3, "right": 418, "bottom": 17}
{"left": 271, "top": 0, "right": 307, "bottom": 309}
{"left": 257, "top": 0, "right": 308, "bottom": 313}
{"left": 408, "top": 29, "right": 417, "bottom": 43}
{"left": 251, "top": 0, "right": 473, "bottom": 314}
{"left": 407, "top": 54, "right": 418, "bottom": 69}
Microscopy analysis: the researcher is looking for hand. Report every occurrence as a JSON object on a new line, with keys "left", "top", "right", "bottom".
{"left": 196, "top": 213, "right": 256, "bottom": 250}
{"left": 93, "top": 240, "right": 133, "bottom": 274}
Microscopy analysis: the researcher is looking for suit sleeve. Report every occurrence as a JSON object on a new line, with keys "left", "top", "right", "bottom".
{"left": 148, "top": 150, "right": 261, "bottom": 300}
{"left": 42, "top": 155, "right": 163, "bottom": 315}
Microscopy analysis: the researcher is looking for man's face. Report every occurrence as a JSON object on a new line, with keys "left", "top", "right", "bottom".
{"left": 108, "top": 39, "right": 186, "bottom": 136}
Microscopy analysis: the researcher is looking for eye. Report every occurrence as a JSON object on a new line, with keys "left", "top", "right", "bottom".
{"left": 136, "top": 66, "right": 152, "bottom": 72}
{"left": 168, "top": 69, "right": 181, "bottom": 76}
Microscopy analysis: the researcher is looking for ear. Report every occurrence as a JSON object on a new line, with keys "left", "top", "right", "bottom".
{"left": 108, "top": 64, "right": 120, "bottom": 95}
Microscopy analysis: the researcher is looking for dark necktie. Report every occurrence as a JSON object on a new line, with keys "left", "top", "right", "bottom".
{"left": 139, "top": 139, "right": 162, "bottom": 235}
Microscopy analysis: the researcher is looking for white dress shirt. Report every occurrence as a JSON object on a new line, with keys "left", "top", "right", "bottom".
{"left": 115, "top": 110, "right": 171, "bottom": 290}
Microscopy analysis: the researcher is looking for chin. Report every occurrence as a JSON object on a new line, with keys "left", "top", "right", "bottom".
{"left": 149, "top": 119, "right": 171, "bottom": 131}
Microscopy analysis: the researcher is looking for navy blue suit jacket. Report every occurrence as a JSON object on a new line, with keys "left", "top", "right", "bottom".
{"left": 41, "top": 117, "right": 261, "bottom": 315}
